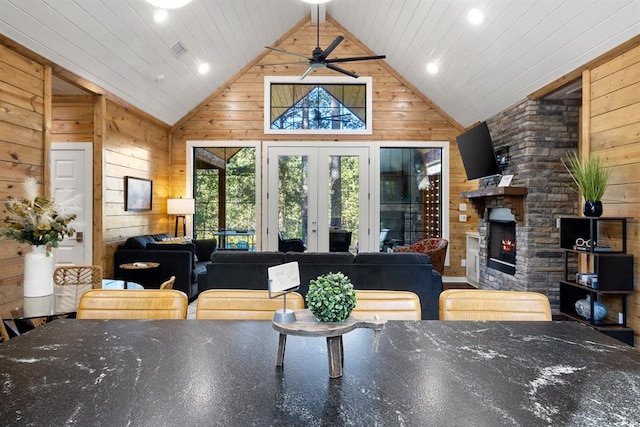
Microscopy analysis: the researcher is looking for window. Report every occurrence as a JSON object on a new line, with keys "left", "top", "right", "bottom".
{"left": 264, "top": 76, "right": 372, "bottom": 135}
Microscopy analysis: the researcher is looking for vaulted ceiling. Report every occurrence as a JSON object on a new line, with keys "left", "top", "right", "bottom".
{"left": 1, "top": 0, "right": 639, "bottom": 127}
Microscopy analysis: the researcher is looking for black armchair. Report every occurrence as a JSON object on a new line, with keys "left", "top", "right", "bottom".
{"left": 329, "top": 229, "right": 352, "bottom": 252}
{"left": 278, "top": 232, "right": 306, "bottom": 252}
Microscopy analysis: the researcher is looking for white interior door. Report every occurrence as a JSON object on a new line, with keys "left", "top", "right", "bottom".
{"left": 50, "top": 143, "right": 93, "bottom": 265}
{"left": 266, "top": 145, "right": 370, "bottom": 252}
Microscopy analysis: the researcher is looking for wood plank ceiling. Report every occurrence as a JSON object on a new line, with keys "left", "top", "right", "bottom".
{"left": 0, "top": 0, "right": 638, "bottom": 127}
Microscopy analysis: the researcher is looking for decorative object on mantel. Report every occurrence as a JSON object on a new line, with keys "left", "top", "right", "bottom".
{"left": 575, "top": 295, "right": 607, "bottom": 321}
{"left": 562, "top": 150, "right": 613, "bottom": 217}
{"left": 460, "top": 186, "right": 528, "bottom": 223}
{"left": 306, "top": 272, "right": 357, "bottom": 322}
{"left": 272, "top": 309, "right": 386, "bottom": 378}
{"left": 0, "top": 177, "right": 78, "bottom": 297}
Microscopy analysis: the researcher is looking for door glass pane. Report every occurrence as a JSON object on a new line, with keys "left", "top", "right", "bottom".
{"left": 193, "top": 147, "right": 256, "bottom": 250}
{"left": 328, "top": 155, "right": 359, "bottom": 253}
{"left": 278, "top": 155, "right": 309, "bottom": 245}
{"left": 380, "top": 148, "right": 442, "bottom": 251}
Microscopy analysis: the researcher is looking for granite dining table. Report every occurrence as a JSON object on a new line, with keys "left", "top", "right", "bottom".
{"left": 1, "top": 319, "right": 639, "bottom": 426}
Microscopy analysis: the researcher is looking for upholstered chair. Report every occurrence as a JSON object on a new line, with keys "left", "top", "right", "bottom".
{"left": 351, "top": 290, "right": 421, "bottom": 320}
{"left": 396, "top": 238, "right": 448, "bottom": 275}
{"left": 439, "top": 289, "right": 552, "bottom": 321}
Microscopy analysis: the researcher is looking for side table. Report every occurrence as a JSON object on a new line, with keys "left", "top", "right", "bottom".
{"left": 118, "top": 262, "right": 160, "bottom": 288}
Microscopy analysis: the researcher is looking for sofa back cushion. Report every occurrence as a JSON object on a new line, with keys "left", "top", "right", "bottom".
{"left": 355, "top": 252, "right": 433, "bottom": 266}
{"left": 283, "top": 252, "right": 354, "bottom": 264}
{"left": 124, "top": 235, "right": 157, "bottom": 249}
{"left": 212, "top": 251, "right": 283, "bottom": 264}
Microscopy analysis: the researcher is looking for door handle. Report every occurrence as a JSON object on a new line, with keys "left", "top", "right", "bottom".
{"left": 76, "top": 231, "right": 83, "bottom": 242}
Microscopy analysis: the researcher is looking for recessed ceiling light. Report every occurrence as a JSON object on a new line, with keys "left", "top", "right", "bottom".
{"left": 468, "top": 8, "right": 484, "bottom": 25}
{"left": 426, "top": 62, "right": 439, "bottom": 75}
{"left": 146, "top": 0, "right": 193, "bottom": 9}
{"left": 153, "top": 9, "right": 168, "bottom": 22}
{"left": 198, "top": 63, "right": 210, "bottom": 74}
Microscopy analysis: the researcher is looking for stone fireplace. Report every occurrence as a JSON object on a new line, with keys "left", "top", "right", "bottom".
{"left": 463, "top": 98, "right": 580, "bottom": 310}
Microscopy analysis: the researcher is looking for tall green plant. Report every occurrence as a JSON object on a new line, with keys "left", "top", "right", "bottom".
{"left": 562, "top": 151, "right": 613, "bottom": 201}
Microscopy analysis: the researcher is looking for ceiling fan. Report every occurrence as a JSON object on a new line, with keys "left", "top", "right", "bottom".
{"left": 263, "top": 4, "right": 386, "bottom": 79}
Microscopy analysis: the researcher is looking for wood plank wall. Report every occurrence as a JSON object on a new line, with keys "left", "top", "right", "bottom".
{"left": 0, "top": 40, "right": 172, "bottom": 313}
{"left": 0, "top": 43, "right": 45, "bottom": 313}
{"left": 51, "top": 95, "right": 171, "bottom": 278}
{"left": 588, "top": 44, "right": 640, "bottom": 341}
{"left": 170, "top": 18, "right": 474, "bottom": 277}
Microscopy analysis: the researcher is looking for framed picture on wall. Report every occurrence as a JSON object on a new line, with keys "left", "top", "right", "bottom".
{"left": 125, "top": 176, "right": 152, "bottom": 211}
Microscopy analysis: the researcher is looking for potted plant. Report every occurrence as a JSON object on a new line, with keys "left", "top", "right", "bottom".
{"left": 306, "top": 272, "right": 357, "bottom": 322}
{"left": 0, "top": 177, "right": 78, "bottom": 296}
{"left": 562, "top": 150, "right": 613, "bottom": 217}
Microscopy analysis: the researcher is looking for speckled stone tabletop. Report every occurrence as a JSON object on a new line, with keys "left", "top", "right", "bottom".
{"left": 1, "top": 319, "right": 639, "bottom": 426}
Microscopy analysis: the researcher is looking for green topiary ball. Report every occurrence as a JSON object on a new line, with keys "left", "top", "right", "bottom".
{"left": 306, "top": 272, "right": 357, "bottom": 322}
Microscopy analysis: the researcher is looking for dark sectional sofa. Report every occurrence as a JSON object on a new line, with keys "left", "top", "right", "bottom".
{"left": 198, "top": 251, "right": 443, "bottom": 319}
{"left": 114, "top": 233, "right": 216, "bottom": 300}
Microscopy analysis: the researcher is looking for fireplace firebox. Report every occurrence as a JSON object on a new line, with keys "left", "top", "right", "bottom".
{"left": 487, "top": 208, "right": 516, "bottom": 275}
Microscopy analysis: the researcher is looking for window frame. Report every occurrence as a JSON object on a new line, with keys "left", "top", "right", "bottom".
{"left": 263, "top": 76, "right": 373, "bottom": 135}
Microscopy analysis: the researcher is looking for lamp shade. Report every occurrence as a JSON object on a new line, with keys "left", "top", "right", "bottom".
{"left": 167, "top": 198, "right": 195, "bottom": 215}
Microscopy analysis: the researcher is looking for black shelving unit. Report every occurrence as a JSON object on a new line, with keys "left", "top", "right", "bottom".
{"left": 558, "top": 217, "right": 634, "bottom": 346}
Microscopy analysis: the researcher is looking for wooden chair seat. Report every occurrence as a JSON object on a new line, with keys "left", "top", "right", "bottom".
{"left": 351, "top": 290, "right": 421, "bottom": 320}
{"left": 439, "top": 289, "right": 552, "bottom": 321}
{"left": 196, "top": 289, "right": 305, "bottom": 320}
{"left": 77, "top": 289, "right": 188, "bottom": 319}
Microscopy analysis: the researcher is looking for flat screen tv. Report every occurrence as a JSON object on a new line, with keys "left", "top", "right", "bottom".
{"left": 456, "top": 121, "right": 501, "bottom": 180}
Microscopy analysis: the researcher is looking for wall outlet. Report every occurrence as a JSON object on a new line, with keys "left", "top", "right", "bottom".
{"left": 461, "top": 259, "right": 466, "bottom": 267}
{"left": 459, "top": 203, "right": 467, "bottom": 211}
{"left": 459, "top": 214, "right": 467, "bottom": 222}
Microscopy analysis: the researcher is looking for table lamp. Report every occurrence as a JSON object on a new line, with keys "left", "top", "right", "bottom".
{"left": 167, "top": 197, "right": 195, "bottom": 237}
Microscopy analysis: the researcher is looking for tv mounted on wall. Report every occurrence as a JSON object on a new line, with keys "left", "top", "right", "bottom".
{"left": 456, "top": 121, "right": 501, "bottom": 180}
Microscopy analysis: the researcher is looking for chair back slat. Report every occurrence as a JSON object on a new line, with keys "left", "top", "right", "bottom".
{"left": 351, "top": 290, "right": 421, "bottom": 320}
{"left": 439, "top": 289, "right": 552, "bottom": 321}
{"left": 196, "top": 289, "right": 304, "bottom": 320}
{"left": 77, "top": 289, "right": 188, "bottom": 319}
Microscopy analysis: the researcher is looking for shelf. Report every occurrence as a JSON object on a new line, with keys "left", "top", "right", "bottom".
{"left": 559, "top": 280, "right": 634, "bottom": 295}
{"left": 460, "top": 186, "right": 527, "bottom": 222}
{"left": 561, "top": 311, "right": 633, "bottom": 331}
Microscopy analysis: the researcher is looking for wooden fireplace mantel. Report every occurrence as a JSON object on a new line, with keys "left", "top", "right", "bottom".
{"left": 460, "top": 187, "right": 528, "bottom": 223}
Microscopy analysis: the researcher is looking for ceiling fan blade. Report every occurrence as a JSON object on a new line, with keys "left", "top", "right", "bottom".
{"left": 326, "top": 63, "right": 359, "bottom": 78}
{"left": 318, "top": 36, "right": 344, "bottom": 60}
{"left": 259, "top": 60, "right": 308, "bottom": 66}
{"left": 264, "top": 46, "right": 310, "bottom": 61}
{"left": 325, "top": 55, "right": 386, "bottom": 64}
{"left": 300, "top": 66, "right": 316, "bottom": 80}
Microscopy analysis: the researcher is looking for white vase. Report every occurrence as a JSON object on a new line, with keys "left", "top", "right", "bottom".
{"left": 23, "top": 245, "right": 54, "bottom": 297}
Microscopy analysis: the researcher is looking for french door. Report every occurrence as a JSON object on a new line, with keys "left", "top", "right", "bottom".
{"left": 265, "top": 145, "right": 371, "bottom": 252}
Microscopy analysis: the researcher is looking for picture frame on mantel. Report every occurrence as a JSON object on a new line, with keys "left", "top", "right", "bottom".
{"left": 125, "top": 176, "right": 152, "bottom": 211}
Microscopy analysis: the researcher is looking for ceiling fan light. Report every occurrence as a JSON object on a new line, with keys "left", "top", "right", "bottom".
{"left": 467, "top": 8, "right": 484, "bottom": 25}
{"left": 146, "top": 0, "right": 193, "bottom": 9}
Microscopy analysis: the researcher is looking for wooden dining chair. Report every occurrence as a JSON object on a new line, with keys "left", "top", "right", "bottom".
{"left": 53, "top": 265, "right": 103, "bottom": 289}
{"left": 0, "top": 315, "right": 10, "bottom": 343}
{"left": 195, "top": 289, "right": 305, "bottom": 320}
{"left": 439, "top": 289, "right": 552, "bottom": 321}
{"left": 351, "top": 290, "right": 422, "bottom": 320}
{"left": 159, "top": 276, "right": 176, "bottom": 290}
{"left": 77, "top": 289, "right": 188, "bottom": 319}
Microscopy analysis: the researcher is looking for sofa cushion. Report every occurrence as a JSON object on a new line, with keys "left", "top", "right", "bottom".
{"left": 124, "top": 235, "right": 157, "bottom": 249}
{"left": 211, "top": 251, "right": 283, "bottom": 264}
{"left": 284, "top": 252, "right": 355, "bottom": 264}
{"left": 147, "top": 242, "right": 197, "bottom": 268}
{"left": 355, "top": 252, "right": 432, "bottom": 265}
{"left": 152, "top": 233, "right": 173, "bottom": 241}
